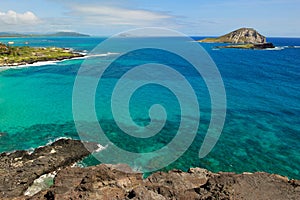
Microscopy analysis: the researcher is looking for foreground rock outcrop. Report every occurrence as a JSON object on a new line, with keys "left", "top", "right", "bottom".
{"left": 0, "top": 139, "right": 299, "bottom": 200}
{"left": 27, "top": 164, "right": 300, "bottom": 200}
{"left": 0, "top": 139, "right": 97, "bottom": 199}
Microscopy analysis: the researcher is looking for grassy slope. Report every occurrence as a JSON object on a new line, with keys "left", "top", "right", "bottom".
{"left": 199, "top": 35, "right": 250, "bottom": 43}
{"left": 0, "top": 45, "right": 81, "bottom": 66}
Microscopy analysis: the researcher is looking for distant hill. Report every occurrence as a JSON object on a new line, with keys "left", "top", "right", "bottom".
{"left": 0, "top": 32, "right": 26, "bottom": 37}
{"left": 46, "top": 32, "right": 90, "bottom": 37}
{"left": 0, "top": 32, "right": 90, "bottom": 38}
{"left": 199, "top": 28, "right": 266, "bottom": 44}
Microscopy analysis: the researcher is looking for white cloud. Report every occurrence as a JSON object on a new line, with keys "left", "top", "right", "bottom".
{"left": 70, "top": 5, "right": 173, "bottom": 26}
{"left": 0, "top": 10, "right": 41, "bottom": 25}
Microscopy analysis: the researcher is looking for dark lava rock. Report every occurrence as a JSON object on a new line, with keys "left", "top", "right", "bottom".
{"left": 1, "top": 139, "right": 299, "bottom": 199}
{"left": 253, "top": 42, "right": 275, "bottom": 49}
{"left": 217, "top": 42, "right": 275, "bottom": 49}
{"left": 0, "top": 139, "right": 97, "bottom": 199}
{"left": 28, "top": 165, "right": 300, "bottom": 200}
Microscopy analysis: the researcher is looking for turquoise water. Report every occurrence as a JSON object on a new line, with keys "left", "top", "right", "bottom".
{"left": 0, "top": 37, "right": 299, "bottom": 178}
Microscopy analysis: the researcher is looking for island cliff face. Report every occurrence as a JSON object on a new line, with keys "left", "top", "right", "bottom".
{"left": 0, "top": 139, "right": 299, "bottom": 200}
{"left": 199, "top": 28, "right": 275, "bottom": 49}
{"left": 200, "top": 28, "right": 266, "bottom": 44}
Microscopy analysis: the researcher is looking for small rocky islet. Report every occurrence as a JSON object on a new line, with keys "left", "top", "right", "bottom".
{"left": 199, "top": 28, "right": 275, "bottom": 49}
{"left": 0, "top": 139, "right": 299, "bottom": 199}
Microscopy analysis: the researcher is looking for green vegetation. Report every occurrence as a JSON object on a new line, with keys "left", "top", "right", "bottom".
{"left": 0, "top": 43, "right": 82, "bottom": 66}
{"left": 198, "top": 37, "right": 221, "bottom": 43}
{"left": 199, "top": 33, "right": 259, "bottom": 43}
{"left": 199, "top": 36, "right": 256, "bottom": 43}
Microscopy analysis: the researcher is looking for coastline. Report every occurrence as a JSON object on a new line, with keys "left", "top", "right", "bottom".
{"left": 0, "top": 52, "right": 120, "bottom": 72}
{"left": 0, "top": 138, "right": 299, "bottom": 199}
{"left": 0, "top": 44, "right": 85, "bottom": 68}
{"left": 215, "top": 42, "right": 275, "bottom": 49}
{"left": 0, "top": 54, "right": 84, "bottom": 70}
{"left": 0, "top": 53, "right": 84, "bottom": 68}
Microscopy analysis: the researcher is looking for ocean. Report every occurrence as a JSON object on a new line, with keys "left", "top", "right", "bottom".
{"left": 0, "top": 36, "right": 299, "bottom": 178}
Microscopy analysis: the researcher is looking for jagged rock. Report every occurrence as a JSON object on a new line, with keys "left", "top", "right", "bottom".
{"left": 0, "top": 139, "right": 97, "bottom": 199}
{"left": 253, "top": 42, "right": 275, "bottom": 49}
{"left": 28, "top": 164, "right": 300, "bottom": 200}
{"left": 200, "top": 28, "right": 267, "bottom": 44}
{"left": 1, "top": 139, "right": 299, "bottom": 199}
{"left": 217, "top": 42, "right": 275, "bottom": 49}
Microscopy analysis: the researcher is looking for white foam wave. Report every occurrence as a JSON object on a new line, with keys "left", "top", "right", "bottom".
{"left": 0, "top": 52, "right": 120, "bottom": 71}
{"left": 2, "top": 138, "right": 72, "bottom": 155}
{"left": 0, "top": 60, "right": 58, "bottom": 70}
{"left": 72, "top": 161, "right": 87, "bottom": 168}
{"left": 264, "top": 46, "right": 300, "bottom": 51}
{"left": 23, "top": 60, "right": 59, "bottom": 67}
{"left": 27, "top": 148, "right": 35, "bottom": 155}
{"left": 45, "top": 137, "right": 73, "bottom": 146}
{"left": 264, "top": 47, "right": 285, "bottom": 51}
{"left": 0, "top": 67, "right": 10, "bottom": 72}
{"left": 86, "top": 52, "right": 120, "bottom": 58}
{"left": 94, "top": 143, "right": 108, "bottom": 152}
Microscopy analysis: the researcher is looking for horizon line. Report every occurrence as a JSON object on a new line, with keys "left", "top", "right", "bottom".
{"left": 0, "top": 31, "right": 299, "bottom": 38}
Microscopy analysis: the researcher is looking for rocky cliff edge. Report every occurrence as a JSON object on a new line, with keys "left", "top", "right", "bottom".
{"left": 0, "top": 139, "right": 299, "bottom": 200}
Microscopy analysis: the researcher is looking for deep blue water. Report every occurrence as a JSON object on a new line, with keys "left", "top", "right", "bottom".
{"left": 0, "top": 36, "right": 299, "bottom": 178}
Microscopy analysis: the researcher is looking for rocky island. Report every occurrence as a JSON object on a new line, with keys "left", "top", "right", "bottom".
{"left": 0, "top": 43, "right": 83, "bottom": 67}
{"left": 199, "top": 28, "right": 275, "bottom": 49}
{"left": 0, "top": 139, "right": 299, "bottom": 199}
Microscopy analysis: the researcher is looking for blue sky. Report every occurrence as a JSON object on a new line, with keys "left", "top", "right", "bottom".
{"left": 0, "top": 0, "right": 299, "bottom": 36}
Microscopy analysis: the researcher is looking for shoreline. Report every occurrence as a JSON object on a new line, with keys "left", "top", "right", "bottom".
{"left": 0, "top": 52, "right": 120, "bottom": 71}
{"left": 0, "top": 54, "right": 85, "bottom": 70}
{"left": 0, "top": 44, "right": 85, "bottom": 68}
{"left": 0, "top": 53, "right": 84, "bottom": 68}
{"left": 0, "top": 138, "right": 299, "bottom": 199}
{"left": 216, "top": 42, "right": 275, "bottom": 49}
